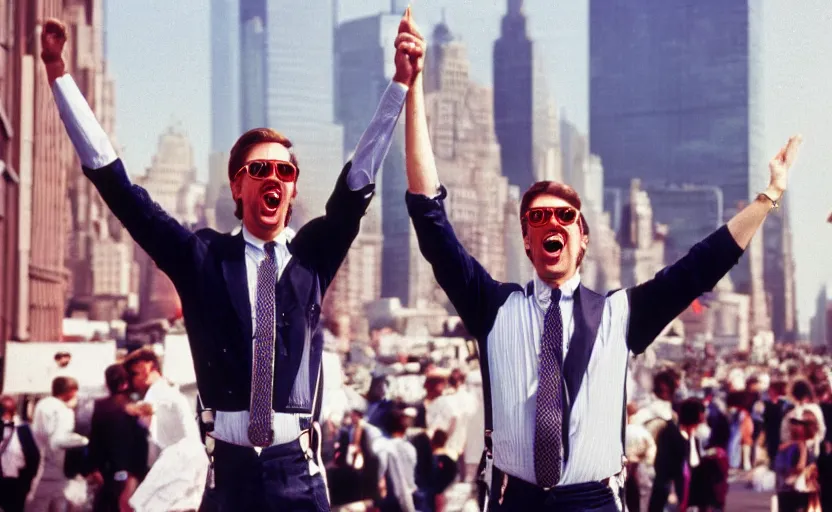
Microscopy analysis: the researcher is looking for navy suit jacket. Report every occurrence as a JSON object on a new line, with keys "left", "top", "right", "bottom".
{"left": 84, "top": 159, "right": 373, "bottom": 413}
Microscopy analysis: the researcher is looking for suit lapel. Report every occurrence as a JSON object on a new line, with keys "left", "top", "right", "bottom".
{"left": 221, "top": 233, "right": 253, "bottom": 351}
{"left": 563, "top": 285, "right": 605, "bottom": 407}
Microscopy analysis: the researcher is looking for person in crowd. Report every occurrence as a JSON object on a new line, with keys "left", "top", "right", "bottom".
{"left": 648, "top": 398, "right": 706, "bottom": 512}
{"left": 765, "top": 379, "right": 794, "bottom": 468}
{"left": 121, "top": 349, "right": 207, "bottom": 512}
{"left": 774, "top": 410, "right": 821, "bottom": 512}
{"left": 624, "top": 402, "right": 657, "bottom": 512}
{"left": 782, "top": 380, "right": 827, "bottom": 458}
{"left": 375, "top": 405, "right": 420, "bottom": 512}
{"left": 29, "top": 377, "right": 89, "bottom": 511}
{"left": 0, "top": 395, "right": 40, "bottom": 512}
{"left": 87, "top": 364, "right": 149, "bottom": 512}
{"left": 445, "top": 368, "right": 477, "bottom": 482}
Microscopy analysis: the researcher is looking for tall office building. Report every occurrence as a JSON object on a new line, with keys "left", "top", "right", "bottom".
{"left": 239, "top": 1, "right": 343, "bottom": 223}
{"left": 493, "top": 0, "right": 561, "bottom": 191}
{"left": 590, "top": 1, "right": 766, "bottom": 296}
{"left": 206, "top": 0, "right": 241, "bottom": 231}
{"left": 6, "top": 0, "right": 79, "bottom": 340}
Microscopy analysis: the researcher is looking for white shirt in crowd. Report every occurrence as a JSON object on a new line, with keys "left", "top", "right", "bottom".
{"left": 0, "top": 416, "right": 26, "bottom": 478}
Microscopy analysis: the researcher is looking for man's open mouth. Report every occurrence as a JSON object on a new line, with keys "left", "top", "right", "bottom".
{"left": 543, "top": 234, "right": 564, "bottom": 254}
{"left": 262, "top": 189, "right": 281, "bottom": 211}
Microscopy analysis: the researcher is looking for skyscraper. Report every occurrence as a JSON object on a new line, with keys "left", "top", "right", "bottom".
{"left": 493, "top": 0, "right": 561, "bottom": 191}
{"left": 239, "top": 1, "right": 343, "bottom": 223}
{"left": 207, "top": 0, "right": 241, "bottom": 231}
{"left": 589, "top": 1, "right": 766, "bottom": 295}
{"left": 8, "top": 0, "right": 77, "bottom": 340}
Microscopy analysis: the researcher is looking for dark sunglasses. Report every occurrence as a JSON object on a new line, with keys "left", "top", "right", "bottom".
{"left": 235, "top": 159, "right": 298, "bottom": 183}
{"left": 524, "top": 206, "right": 578, "bottom": 227}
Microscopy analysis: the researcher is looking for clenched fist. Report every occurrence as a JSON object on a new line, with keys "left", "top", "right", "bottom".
{"left": 392, "top": 7, "right": 426, "bottom": 87}
{"left": 41, "top": 18, "right": 67, "bottom": 82}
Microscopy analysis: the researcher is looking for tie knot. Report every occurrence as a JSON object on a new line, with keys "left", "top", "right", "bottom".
{"left": 264, "top": 241, "right": 277, "bottom": 258}
{"left": 550, "top": 288, "right": 562, "bottom": 303}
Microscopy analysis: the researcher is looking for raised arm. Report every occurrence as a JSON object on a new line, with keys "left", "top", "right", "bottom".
{"left": 401, "top": 10, "right": 512, "bottom": 340}
{"left": 626, "top": 136, "right": 803, "bottom": 354}
{"left": 42, "top": 20, "right": 196, "bottom": 278}
{"left": 290, "top": 10, "right": 422, "bottom": 288}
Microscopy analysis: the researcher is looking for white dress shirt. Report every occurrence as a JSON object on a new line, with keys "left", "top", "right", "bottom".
{"left": 31, "top": 396, "right": 88, "bottom": 482}
{"left": 51, "top": 73, "right": 408, "bottom": 447}
{"left": 143, "top": 378, "right": 200, "bottom": 451}
{"left": 487, "top": 272, "right": 631, "bottom": 485}
{"left": 0, "top": 417, "right": 26, "bottom": 478}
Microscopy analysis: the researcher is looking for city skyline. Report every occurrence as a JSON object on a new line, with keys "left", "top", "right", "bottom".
{"left": 104, "top": 0, "right": 832, "bottom": 332}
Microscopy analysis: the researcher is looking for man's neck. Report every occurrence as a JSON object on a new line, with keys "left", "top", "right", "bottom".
{"left": 243, "top": 222, "right": 284, "bottom": 243}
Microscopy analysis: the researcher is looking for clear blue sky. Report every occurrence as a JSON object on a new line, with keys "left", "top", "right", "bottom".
{"left": 105, "top": 0, "right": 832, "bottom": 332}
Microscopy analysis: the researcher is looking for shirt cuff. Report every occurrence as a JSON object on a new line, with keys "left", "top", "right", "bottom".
{"left": 51, "top": 74, "right": 118, "bottom": 169}
{"left": 345, "top": 80, "right": 408, "bottom": 191}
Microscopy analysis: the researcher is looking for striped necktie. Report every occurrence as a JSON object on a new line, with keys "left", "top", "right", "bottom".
{"left": 247, "top": 241, "right": 277, "bottom": 447}
{"left": 534, "top": 288, "right": 564, "bottom": 487}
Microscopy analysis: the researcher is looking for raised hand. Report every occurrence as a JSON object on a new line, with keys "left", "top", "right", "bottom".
{"left": 393, "top": 6, "right": 426, "bottom": 87}
{"left": 41, "top": 18, "right": 68, "bottom": 82}
{"left": 768, "top": 134, "right": 803, "bottom": 200}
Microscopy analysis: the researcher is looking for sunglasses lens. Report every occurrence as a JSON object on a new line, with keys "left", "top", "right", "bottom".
{"left": 528, "top": 209, "right": 546, "bottom": 225}
{"left": 247, "top": 161, "right": 271, "bottom": 178}
{"left": 276, "top": 163, "right": 297, "bottom": 182}
{"left": 557, "top": 208, "right": 577, "bottom": 225}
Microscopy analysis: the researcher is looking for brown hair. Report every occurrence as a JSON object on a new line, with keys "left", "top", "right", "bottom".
{"left": 122, "top": 347, "right": 161, "bottom": 373}
{"left": 51, "top": 376, "right": 79, "bottom": 397}
{"left": 519, "top": 181, "right": 589, "bottom": 264}
{"left": 227, "top": 128, "right": 299, "bottom": 223}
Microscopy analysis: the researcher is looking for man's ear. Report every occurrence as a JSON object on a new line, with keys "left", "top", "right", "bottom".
{"left": 580, "top": 234, "right": 589, "bottom": 252}
{"left": 230, "top": 178, "right": 242, "bottom": 199}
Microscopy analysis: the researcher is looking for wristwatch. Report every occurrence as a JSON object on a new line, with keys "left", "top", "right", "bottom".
{"left": 756, "top": 192, "right": 780, "bottom": 210}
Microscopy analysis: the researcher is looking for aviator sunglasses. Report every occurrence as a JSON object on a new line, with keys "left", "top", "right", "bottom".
{"left": 235, "top": 159, "right": 299, "bottom": 183}
{"left": 524, "top": 206, "right": 579, "bottom": 227}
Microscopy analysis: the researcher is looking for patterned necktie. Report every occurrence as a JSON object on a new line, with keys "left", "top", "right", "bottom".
{"left": 248, "top": 241, "right": 277, "bottom": 447}
{"left": 534, "top": 288, "right": 564, "bottom": 487}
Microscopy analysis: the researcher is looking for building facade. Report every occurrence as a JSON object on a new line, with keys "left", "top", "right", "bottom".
{"left": 589, "top": 0, "right": 767, "bottom": 295}
{"left": 493, "top": 0, "right": 560, "bottom": 191}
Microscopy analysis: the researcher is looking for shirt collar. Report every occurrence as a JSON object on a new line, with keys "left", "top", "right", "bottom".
{"left": 241, "top": 225, "right": 295, "bottom": 251}
{"left": 532, "top": 271, "right": 581, "bottom": 309}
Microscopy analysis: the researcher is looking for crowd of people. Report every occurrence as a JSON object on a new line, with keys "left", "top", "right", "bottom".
{"left": 0, "top": 348, "right": 207, "bottom": 512}
{"left": 624, "top": 343, "right": 832, "bottom": 512}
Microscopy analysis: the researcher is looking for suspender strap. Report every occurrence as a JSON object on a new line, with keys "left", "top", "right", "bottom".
{"left": 480, "top": 337, "right": 494, "bottom": 454}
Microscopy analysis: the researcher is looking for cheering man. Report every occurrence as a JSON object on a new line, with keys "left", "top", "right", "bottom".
{"left": 42, "top": 9, "right": 424, "bottom": 511}
{"left": 400, "top": 10, "right": 804, "bottom": 511}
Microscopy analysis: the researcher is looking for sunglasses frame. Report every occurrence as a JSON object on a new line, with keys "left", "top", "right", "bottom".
{"left": 523, "top": 206, "right": 579, "bottom": 228}
{"left": 235, "top": 159, "right": 299, "bottom": 183}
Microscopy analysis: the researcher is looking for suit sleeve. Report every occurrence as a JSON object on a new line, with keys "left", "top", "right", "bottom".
{"left": 289, "top": 162, "right": 374, "bottom": 293}
{"left": 626, "top": 225, "right": 744, "bottom": 354}
{"left": 405, "top": 187, "right": 510, "bottom": 340}
{"left": 83, "top": 160, "right": 197, "bottom": 277}
{"left": 52, "top": 74, "right": 197, "bottom": 277}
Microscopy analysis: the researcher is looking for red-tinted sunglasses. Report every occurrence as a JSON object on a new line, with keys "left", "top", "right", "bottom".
{"left": 235, "top": 159, "right": 298, "bottom": 183}
{"left": 524, "top": 206, "right": 578, "bottom": 227}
